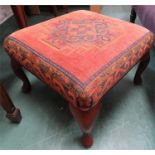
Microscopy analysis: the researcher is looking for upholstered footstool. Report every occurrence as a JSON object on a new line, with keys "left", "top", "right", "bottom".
{"left": 4, "top": 10, "right": 154, "bottom": 148}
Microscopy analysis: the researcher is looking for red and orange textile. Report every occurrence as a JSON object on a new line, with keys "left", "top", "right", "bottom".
{"left": 4, "top": 10, "right": 154, "bottom": 110}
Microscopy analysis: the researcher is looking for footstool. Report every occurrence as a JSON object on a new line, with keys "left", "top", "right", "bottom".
{"left": 4, "top": 10, "right": 154, "bottom": 148}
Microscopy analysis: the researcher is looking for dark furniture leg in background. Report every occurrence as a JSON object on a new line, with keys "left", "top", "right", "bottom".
{"left": 51, "top": 5, "right": 69, "bottom": 16}
{"left": 11, "top": 5, "right": 28, "bottom": 28}
{"left": 11, "top": 5, "right": 69, "bottom": 28}
{"left": 130, "top": 7, "right": 137, "bottom": 23}
{"left": 0, "top": 6, "right": 26, "bottom": 123}
{"left": 63, "top": 5, "right": 69, "bottom": 13}
{"left": 0, "top": 83, "right": 22, "bottom": 123}
{"left": 51, "top": 6, "right": 58, "bottom": 16}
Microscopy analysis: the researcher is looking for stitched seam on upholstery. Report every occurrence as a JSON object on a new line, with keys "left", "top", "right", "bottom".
{"left": 7, "top": 32, "right": 149, "bottom": 88}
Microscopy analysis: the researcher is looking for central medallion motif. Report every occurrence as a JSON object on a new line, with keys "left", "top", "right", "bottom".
{"left": 43, "top": 18, "right": 117, "bottom": 49}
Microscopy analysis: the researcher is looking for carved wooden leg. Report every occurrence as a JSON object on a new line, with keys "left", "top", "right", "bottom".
{"left": 11, "top": 5, "right": 28, "bottom": 28}
{"left": 63, "top": 5, "right": 69, "bottom": 13}
{"left": 130, "top": 7, "right": 136, "bottom": 23}
{"left": 0, "top": 83, "right": 22, "bottom": 123}
{"left": 69, "top": 103, "right": 101, "bottom": 148}
{"left": 51, "top": 6, "right": 58, "bottom": 17}
{"left": 11, "top": 58, "right": 31, "bottom": 93}
{"left": 134, "top": 52, "right": 150, "bottom": 85}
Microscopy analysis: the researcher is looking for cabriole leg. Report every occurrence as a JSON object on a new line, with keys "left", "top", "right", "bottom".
{"left": 69, "top": 103, "right": 101, "bottom": 148}
{"left": 134, "top": 52, "right": 150, "bottom": 85}
{"left": 11, "top": 58, "right": 31, "bottom": 93}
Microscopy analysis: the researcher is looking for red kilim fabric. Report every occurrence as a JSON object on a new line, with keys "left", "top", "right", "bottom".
{"left": 4, "top": 10, "right": 154, "bottom": 110}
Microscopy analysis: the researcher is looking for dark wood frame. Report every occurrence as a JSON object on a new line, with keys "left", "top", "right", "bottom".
{"left": 0, "top": 83, "right": 22, "bottom": 123}
{"left": 130, "top": 6, "right": 137, "bottom": 23}
{"left": 11, "top": 5, "right": 101, "bottom": 29}
{"left": 0, "top": 5, "right": 27, "bottom": 122}
{"left": 11, "top": 5, "right": 28, "bottom": 28}
{"left": 134, "top": 53, "right": 150, "bottom": 85}
{"left": 11, "top": 5, "right": 69, "bottom": 28}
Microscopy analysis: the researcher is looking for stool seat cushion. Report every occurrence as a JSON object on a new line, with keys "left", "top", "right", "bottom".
{"left": 4, "top": 10, "right": 154, "bottom": 110}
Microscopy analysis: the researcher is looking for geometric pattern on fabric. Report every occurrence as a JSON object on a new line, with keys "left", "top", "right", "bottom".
{"left": 4, "top": 10, "right": 154, "bottom": 110}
